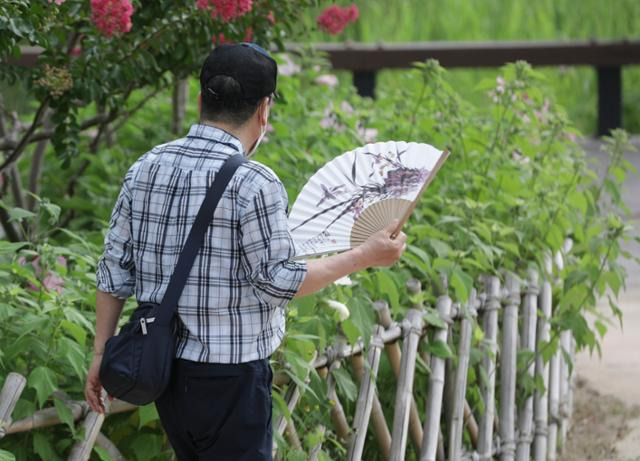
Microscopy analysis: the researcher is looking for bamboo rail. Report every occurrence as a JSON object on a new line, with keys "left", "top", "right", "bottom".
{"left": 0, "top": 258, "right": 580, "bottom": 460}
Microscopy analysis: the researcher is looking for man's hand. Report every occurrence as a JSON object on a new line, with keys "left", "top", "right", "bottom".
{"left": 358, "top": 219, "right": 407, "bottom": 268}
{"left": 85, "top": 352, "right": 106, "bottom": 414}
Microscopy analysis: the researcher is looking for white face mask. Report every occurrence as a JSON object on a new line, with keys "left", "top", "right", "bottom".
{"left": 247, "top": 104, "right": 269, "bottom": 158}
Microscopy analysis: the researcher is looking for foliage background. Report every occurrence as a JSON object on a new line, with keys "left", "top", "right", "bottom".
{"left": 0, "top": 1, "right": 638, "bottom": 460}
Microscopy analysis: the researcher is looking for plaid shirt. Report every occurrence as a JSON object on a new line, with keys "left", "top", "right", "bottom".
{"left": 96, "top": 123, "right": 307, "bottom": 363}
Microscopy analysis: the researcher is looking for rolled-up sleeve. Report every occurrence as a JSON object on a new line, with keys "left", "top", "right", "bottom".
{"left": 96, "top": 170, "right": 136, "bottom": 299}
{"left": 239, "top": 178, "right": 307, "bottom": 307}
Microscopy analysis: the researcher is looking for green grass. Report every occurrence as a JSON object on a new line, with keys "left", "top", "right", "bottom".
{"left": 301, "top": 0, "right": 640, "bottom": 134}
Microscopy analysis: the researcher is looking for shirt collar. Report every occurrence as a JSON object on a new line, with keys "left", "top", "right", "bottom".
{"left": 186, "top": 123, "right": 245, "bottom": 154}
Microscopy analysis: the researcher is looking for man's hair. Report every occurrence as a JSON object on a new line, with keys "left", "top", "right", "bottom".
{"left": 200, "top": 75, "right": 263, "bottom": 127}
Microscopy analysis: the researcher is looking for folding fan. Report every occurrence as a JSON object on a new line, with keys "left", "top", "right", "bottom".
{"left": 288, "top": 141, "right": 449, "bottom": 258}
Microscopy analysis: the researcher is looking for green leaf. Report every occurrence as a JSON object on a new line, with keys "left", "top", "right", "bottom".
{"left": 53, "top": 396, "right": 76, "bottom": 436}
{"left": 28, "top": 366, "right": 57, "bottom": 407}
{"left": 93, "top": 446, "right": 113, "bottom": 461}
{"left": 332, "top": 367, "right": 357, "bottom": 402}
{"left": 422, "top": 309, "right": 445, "bottom": 329}
{"left": 450, "top": 268, "right": 473, "bottom": 301}
{"left": 60, "top": 320, "right": 87, "bottom": 345}
{"left": 6, "top": 207, "right": 36, "bottom": 222}
{"left": 138, "top": 403, "right": 159, "bottom": 428}
{"left": 427, "top": 339, "right": 454, "bottom": 359}
{"left": 0, "top": 449, "right": 16, "bottom": 461}
{"left": 57, "top": 336, "right": 87, "bottom": 379}
{"left": 375, "top": 271, "right": 400, "bottom": 313}
{"left": 33, "top": 432, "right": 61, "bottom": 461}
{"left": 41, "top": 202, "right": 61, "bottom": 224}
{"left": 0, "top": 241, "right": 28, "bottom": 254}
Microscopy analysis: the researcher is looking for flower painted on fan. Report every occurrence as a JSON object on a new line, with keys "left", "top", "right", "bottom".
{"left": 91, "top": 0, "right": 134, "bottom": 37}
{"left": 317, "top": 4, "right": 359, "bottom": 35}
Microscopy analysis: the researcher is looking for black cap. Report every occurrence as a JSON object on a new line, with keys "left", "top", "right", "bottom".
{"left": 200, "top": 43, "right": 277, "bottom": 102}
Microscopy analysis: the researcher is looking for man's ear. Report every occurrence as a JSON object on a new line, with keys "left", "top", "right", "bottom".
{"left": 259, "top": 97, "right": 270, "bottom": 124}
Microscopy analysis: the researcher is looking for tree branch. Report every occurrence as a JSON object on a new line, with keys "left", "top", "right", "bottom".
{"left": 27, "top": 110, "right": 52, "bottom": 211}
{"left": 0, "top": 101, "right": 48, "bottom": 174}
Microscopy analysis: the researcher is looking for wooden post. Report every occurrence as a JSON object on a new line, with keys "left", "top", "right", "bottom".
{"left": 477, "top": 276, "right": 501, "bottom": 461}
{"left": 499, "top": 273, "right": 520, "bottom": 461}
{"left": 516, "top": 269, "right": 540, "bottom": 461}
{"left": 0, "top": 373, "right": 27, "bottom": 438}
{"left": 348, "top": 325, "right": 385, "bottom": 461}
{"left": 374, "top": 299, "right": 423, "bottom": 452}
{"left": 534, "top": 255, "right": 553, "bottom": 461}
{"left": 419, "top": 293, "right": 453, "bottom": 461}
{"left": 351, "top": 350, "right": 392, "bottom": 459}
{"left": 448, "top": 291, "right": 478, "bottom": 460}
{"left": 390, "top": 308, "right": 423, "bottom": 461}
{"left": 68, "top": 390, "right": 110, "bottom": 461}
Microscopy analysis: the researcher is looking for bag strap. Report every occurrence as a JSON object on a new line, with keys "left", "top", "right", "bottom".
{"left": 158, "top": 153, "right": 245, "bottom": 320}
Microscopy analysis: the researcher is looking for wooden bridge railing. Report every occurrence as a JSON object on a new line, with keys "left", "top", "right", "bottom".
{"left": 0, "top": 241, "right": 578, "bottom": 461}
{"left": 310, "top": 39, "right": 640, "bottom": 136}
{"left": 11, "top": 39, "right": 640, "bottom": 135}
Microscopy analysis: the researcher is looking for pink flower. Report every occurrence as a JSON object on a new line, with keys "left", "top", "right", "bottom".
{"left": 317, "top": 4, "right": 359, "bottom": 35}
{"left": 314, "top": 74, "right": 339, "bottom": 87}
{"left": 18, "top": 255, "right": 66, "bottom": 293}
{"left": 278, "top": 54, "right": 300, "bottom": 77}
{"left": 357, "top": 124, "right": 378, "bottom": 143}
{"left": 197, "top": 0, "right": 252, "bottom": 22}
{"left": 340, "top": 101, "right": 354, "bottom": 114}
{"left": 91, "top": 0, "right": 134, "bottom": 37}
{"left": 266, "top": 10, "right": 275, "bottom": 24}
{"left": 48, "top": 0, "right": 65, "bottom": 4}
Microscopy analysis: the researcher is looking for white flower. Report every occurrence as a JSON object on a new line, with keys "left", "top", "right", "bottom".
{"left": 333, "top": 275, "right": 353, "bottom": 286}
{"left": 326, "top": 300, "right": 350, "bottom": 321}
{"left": 340, "top": 101, "right": 355, "bottom": 114}
{"left": 314, "top": 74, "right": 339, "bottom": 88}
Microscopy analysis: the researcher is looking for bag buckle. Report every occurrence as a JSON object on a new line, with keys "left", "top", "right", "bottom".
{"left": 140, "top": 317, "right": 156, "bottom": 335}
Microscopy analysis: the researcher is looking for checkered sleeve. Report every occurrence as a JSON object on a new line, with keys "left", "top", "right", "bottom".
{"left": 239, "top": 178, "right": 307, "bottom": 307}
{"left": 96, "top": 168, "right": 136, "bottom": 299}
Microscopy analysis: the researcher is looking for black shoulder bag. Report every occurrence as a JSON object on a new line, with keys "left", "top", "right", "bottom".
{"left": 99, "top": 153, "right": 245, "bottom": 405}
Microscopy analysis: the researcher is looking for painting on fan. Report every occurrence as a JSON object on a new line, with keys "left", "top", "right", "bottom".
{"left": 288, "top": 141, "right": 449, "bottom": 258}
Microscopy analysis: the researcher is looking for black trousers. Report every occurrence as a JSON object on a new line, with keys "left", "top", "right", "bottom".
{"left": 155, "top": 358, "right": 273, "bottom": 460}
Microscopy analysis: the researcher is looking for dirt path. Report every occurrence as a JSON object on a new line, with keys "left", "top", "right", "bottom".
{"left": 562, "top": 378, "right": 640, "bottom": 461}
{"left": 563, "top": 137, "right": 640, "bottom": 460}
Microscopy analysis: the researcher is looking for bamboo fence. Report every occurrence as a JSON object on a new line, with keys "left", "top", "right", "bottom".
{"left": 0, "top": 250, "right": 579, "bottom": 460}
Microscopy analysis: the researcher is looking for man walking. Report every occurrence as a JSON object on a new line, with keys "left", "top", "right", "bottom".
{"left": 85, "top": 43, "right": 406, "bottom": 460}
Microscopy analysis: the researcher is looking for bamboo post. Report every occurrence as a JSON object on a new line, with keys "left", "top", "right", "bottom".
{"left": 68, "top": 390, "right": 110, "bottom": 461}
{"left": 419, "top": 293, "right": 453, "bottom": 461}
{"left": 516, "top": 269, "right": 540, "bottom": 461}
{"left": 327, "top": 361, "right": 351, "bottom": 442}
{"left": 477, "top": 276, "right": 501, "bottom": 461}
{"left": 547, "top": 343, "right": 561, "bottom": 460}
{"left": 348, "top": 325, "right": 385, "bottom": 461}
{"left": 374, "top": 300, "right": 423, "bottom": 453}
{"left": 350, "top": 349, "right": 391, "bottom": 459}
{"left": 558, "top": 329, "right": 572, "bottom": 454}
{"left": 95, "top": 432, "right": 126, "bottom": 461}
{"left": 284, "top": 420, "right": 302, "bottom": 450}
{"left": 533, "top": 255, "right": 553, "bottom": 461}
{"left": 390, "top": 308, "right": 423, "bottom": 461}
{"left": 449, "top": 290, "right": 478, "bottom": 460}
{"left": 0, "top": 373, "right": 27, "bottom": 438}
{"left": 464, "top": 400, "right": 479, "bottom": 448}
{"left": 499, "top": 273, "right": 520, "bottom": 461}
